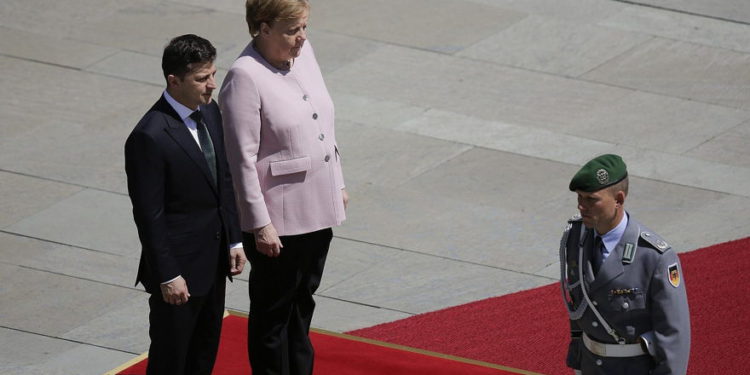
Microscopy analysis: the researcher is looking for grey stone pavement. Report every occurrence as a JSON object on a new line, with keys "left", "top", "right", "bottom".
{"left": 2, "top": 0, "right": 750, "bottom": 373}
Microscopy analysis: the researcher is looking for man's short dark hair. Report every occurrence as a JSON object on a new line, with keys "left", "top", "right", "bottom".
{"left": 162, "top": 34, "right": 216, "bottom": 80}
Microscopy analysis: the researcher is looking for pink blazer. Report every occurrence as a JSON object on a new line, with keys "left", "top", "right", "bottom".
{"left": 219, "top": 41, "right": 345, "bottom": 236}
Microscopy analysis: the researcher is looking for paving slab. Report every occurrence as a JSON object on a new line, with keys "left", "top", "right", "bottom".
{"left": 0, "top": 328, "right": 134, "bottom": 375}
{"left": 0, "top": 26, "right": 118, "bottom": 69}
{"left": 0, "top": 232, "right": 138, "bottom": 288}
{"left": 685, "top": 119, "right": 750, "bottom": 168}
{"left": 394, "top": 108, "right": 615, "bottom": 165}
{"left": 625, "top": 177, "right": 750, "bottom": 252}
{"left": 6, "top": 189, "right": 140, "bottom": 257}
{"left": 536, "top": 262, "right": 563, "bottom": 280}
{"left": 0, "top": 104, "right": 54, "bottom": 142}
{"left": 0, "top": 172, "right": 82, "bottom": 229}
{"left": 62, "top": 1, "right": 246, "bottom": 60}
{"left": 459, "top": 14, "right": 651, "bottom": 77}
{"left": 311, "top": 295, "right": 413, "bottom": 332}
{"left": 391, "top": 108, "right": 750, "bottom": 198}
{"left": 469, "top": 0, "right": 627, "bottom": 24}
{"left": 332, "top": 92, "right": 427, "bottom": 129}
{"left": 327, "top": 44, "right": 633, "bottom": 130}
{"left": 83, "top": 49, "right": 231, "bottom": 91}
{"left": 224, "top": 277, "right": 250, "bottom": 313}
{"left": 0, "top": 0, "right": 126, "bottom": 37}
{"left": 573, "top": 90, "right": 750, "bottom": 154}
{"left": 318, "top": 239, "right": 390, "bottom": 294}
{"left": 0, "top": 263, "right": 141, "bottom": 337}
{"left": 600, "top": 6, "right": 750, "bottom": 53}
{"left": 583, "top": 37, "right": 750, "bottom": 110}
{"left": 335, "top": 120, "right": 472, "bottom": 187}
{"left": 610, "top": 144, "right": 750, "bottom": 198}
{"left": 626, "top": 0, "right": 750, "bottom": 24}
{"left": 313, "top": 0, "right": 527, "bottom": 54}
{"left": 306, "top": 29, "right": 385, "bottom": 75}
{"left": 399, "top": 147, "right": 575, "bottom": 214}
{"left": 84, "top": 50, "right": 165, "bottom": 86}
{"left": 337, "top": 91, "right": 696, "bottom": 162}
{"left": 319, "top": 237, "right": 549, "bottom": 314}
{"left": 0, "top": 55, "right": 158, "bottom": 126}
{"left": 172, "top": 0, "right": 244, "bottom": 14}
{"left": 0, "top": 55, "right": 159, "bottom": 189}
{"left": 0, "top": 115, "right": 132, "bottom": 194}
{"left": 337, "top": 182, "right": 565, "bottom": 274}
{"left": 29, "top": 344, "right": 135, "bottom": 375}
{"left": 62, "top": 294, "right": 150, "bottom": 354}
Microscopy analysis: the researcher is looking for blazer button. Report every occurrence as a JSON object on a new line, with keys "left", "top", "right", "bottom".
{"left": 215, "top": 232, "right": 221, "bottom": 240}
{"left": 303, "top": 94, "right": 309, "bottom": 101}
{"left": 324, "top": 155, "right": 331, "bottom": 162}
{"left": 319, "top": 133, "right": 325, "bottom": 141}
{"left": 312, "top": 113, "right": 318, "bottom": 120}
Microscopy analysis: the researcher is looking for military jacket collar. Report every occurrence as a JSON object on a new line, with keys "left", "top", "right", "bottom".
{"left": 589, "top": 214, "right": 640, "bottom": 293}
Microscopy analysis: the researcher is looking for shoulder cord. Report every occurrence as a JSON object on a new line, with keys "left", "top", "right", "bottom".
{"left": 561, "top": 223, "right": 626, "bottom": 344}
{"left": 560, "top": 221, "right": 587, "bottom": 320}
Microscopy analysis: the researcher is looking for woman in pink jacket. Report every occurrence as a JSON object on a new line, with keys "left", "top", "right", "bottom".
{"left": 219, "top": 1, "right": 347, "bottom": 374}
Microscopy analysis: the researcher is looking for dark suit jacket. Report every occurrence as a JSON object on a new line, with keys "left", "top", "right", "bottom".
{"left": 125, "top": 95, "right": 242, "bottom": 296}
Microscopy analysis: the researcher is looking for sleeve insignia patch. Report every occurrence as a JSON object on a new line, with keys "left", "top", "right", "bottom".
{"left": 668, "top": 263, "right": 681, "bottom": 288}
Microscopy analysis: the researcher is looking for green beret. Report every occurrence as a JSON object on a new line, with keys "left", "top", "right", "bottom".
{"left": 569, "top": 154, "right": 628, "bottom": 192}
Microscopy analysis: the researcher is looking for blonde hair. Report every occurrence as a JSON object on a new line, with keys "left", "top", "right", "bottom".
{"left": 245, "top": 0, "right": 310, "bottom": 37}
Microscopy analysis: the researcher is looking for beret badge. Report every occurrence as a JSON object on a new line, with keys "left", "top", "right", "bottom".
{"left": 596, "top": 169, "right": 609, "bottom": 185}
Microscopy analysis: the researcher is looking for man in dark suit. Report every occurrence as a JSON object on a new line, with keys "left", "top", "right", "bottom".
{"left": 125, "top": 34, "right": 246, "bottom": 375}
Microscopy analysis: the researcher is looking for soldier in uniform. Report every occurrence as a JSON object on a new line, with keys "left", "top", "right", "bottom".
{"left": 559, "top": 154, "right": 690, "bottom": 375}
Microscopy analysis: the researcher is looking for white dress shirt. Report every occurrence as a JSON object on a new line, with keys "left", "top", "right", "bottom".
{"left": 596, "top": 212, "right": 629, "bottom": 262}
{"left": 163, "top": 91, "right": 202, "bottom": 147}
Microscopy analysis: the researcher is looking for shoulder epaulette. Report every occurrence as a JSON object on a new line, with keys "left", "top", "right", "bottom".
{"left": 640, "top": 231, "right": 671, "bottom": 253}
{"left": 564, "top": 214, "right": 582, "bottom": 233}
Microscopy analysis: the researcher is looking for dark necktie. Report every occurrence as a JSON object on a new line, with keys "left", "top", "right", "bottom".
{"left": 592, "top": 236, "right": 605, "bottom": 275}
{"left": 189, "top": 110, "right": 217, "bottom": 185}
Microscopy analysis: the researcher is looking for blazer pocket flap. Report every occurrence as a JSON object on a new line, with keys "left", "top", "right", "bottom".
{"left": 270, "top": 156, "right": 311, "bottom": 176}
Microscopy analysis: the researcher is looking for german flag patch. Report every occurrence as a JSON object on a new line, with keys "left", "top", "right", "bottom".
{"left": 668, "top": 263, "right": 681, "bottom": 288}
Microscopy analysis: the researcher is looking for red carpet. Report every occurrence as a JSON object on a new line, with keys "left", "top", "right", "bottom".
{"left": 350, "top": 237, "right": 750, "bottom": 375}
{"left": 112, "top": 313, "right": 531, "bottom": 375}
{"left": 110, "top": 237, "right": 749, "bottom": 374}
